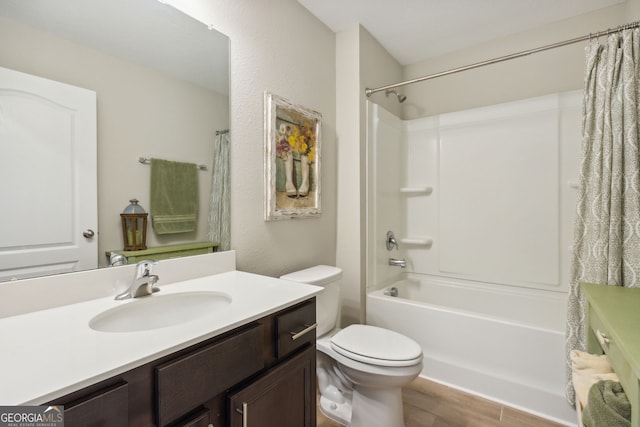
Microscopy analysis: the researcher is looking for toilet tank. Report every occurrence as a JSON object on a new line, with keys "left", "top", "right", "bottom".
{"left": 280, "top": 265, "right": 342, "bottom": 337}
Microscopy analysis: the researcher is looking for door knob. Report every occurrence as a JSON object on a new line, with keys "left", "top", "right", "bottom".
{"left": 83, "top": 229, "right": 95, "bottom": 238}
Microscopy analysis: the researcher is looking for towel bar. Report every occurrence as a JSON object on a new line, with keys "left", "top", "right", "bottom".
{"left": 138, "top": 156, "right": 207, "bottom": 171}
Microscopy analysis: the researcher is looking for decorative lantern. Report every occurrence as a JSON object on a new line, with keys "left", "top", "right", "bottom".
{"left": 120, "top": 199, "right": 148, "bottom": 251}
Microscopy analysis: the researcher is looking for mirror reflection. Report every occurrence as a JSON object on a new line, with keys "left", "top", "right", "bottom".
{"left": 0, "top": 0, "right": 230, "bottom": 282}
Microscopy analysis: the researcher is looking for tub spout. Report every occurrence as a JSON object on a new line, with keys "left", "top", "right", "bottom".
{"left": 388, "top": 258, "right": 406, "bottom": 268}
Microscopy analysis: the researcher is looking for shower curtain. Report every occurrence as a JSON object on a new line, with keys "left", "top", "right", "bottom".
{"left": 566, "top": 28, "right": 640, "bottom": 405}
{"left": 208, "top": 132, "right": 231, "bottom": 251}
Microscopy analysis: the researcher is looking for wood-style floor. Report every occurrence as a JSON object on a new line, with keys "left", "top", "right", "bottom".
{"left": 317, "top": 377, "right": 570, "bottom": 427}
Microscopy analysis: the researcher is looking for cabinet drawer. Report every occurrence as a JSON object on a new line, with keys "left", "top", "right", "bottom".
{"left": 156, "top": 324, "right": 264, "bottom": 427}
{"left": 275, "top": 299, "right": 316, "bottom": 358}
{"left": 589, "top": 307, "right": 634, "bottom": 396}
{"left": 64, "top": 382, "right": 128, "bottom": 427}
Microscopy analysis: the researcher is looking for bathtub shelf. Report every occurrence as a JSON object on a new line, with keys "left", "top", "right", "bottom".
{"left": 400, "top": 238, "right": 433, "bottom": 246}
{"left": 399, "top": 186, "right": 433, "bottom": 195}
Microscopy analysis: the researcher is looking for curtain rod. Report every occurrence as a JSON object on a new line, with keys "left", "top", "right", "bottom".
{"left": 365, "top": 20, "right": 640, "bottom": 97}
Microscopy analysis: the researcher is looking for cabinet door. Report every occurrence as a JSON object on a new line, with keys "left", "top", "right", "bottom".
{"left": 228, "top": 345, "right": 316, "bottom": 427}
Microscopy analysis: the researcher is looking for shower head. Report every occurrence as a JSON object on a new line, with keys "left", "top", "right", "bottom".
{"left": 385, "top": 89, "right": 407, "bottom": 103}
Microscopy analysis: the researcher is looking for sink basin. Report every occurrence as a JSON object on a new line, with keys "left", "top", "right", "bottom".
{"left": 89, "top": 291, "right": 232, "bottom": 333}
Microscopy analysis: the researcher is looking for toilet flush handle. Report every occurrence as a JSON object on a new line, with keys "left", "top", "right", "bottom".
{"left": 290, "top": 323, "right": 318, "bottom": 341}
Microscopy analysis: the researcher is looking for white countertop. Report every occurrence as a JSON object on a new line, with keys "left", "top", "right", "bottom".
{"left": 0, "top": 270, "right": 320, "bottom": 405}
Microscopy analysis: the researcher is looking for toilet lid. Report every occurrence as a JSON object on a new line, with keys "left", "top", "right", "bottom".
{"left": 330, "top": 325, "right": 422, "bottom": 367}
{"left": 280, "top": 265, "right": 342, "bottom": 285}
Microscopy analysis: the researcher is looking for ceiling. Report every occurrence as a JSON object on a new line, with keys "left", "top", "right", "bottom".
{"left": 0, "top": 0, "right": 229, "bottom": 94}
{"left": 298, "top": 0, "right": 626, "bottom": 65}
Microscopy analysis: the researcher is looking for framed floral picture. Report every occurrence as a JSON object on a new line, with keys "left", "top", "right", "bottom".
{"left": 264, "top": 92, "right": 322, "bottom": 220}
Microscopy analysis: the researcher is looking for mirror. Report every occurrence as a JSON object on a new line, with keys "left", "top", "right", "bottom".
{"left": 0, "top": 0, "right": 230, "bottom": 281}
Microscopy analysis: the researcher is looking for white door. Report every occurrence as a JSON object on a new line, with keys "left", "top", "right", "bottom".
{"left": 0, "top": 66, "right": 97, "bottom": 281}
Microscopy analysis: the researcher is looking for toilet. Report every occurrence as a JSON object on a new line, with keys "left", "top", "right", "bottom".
{"left": 280, "top": 265, "right": 423, "bottom": 427}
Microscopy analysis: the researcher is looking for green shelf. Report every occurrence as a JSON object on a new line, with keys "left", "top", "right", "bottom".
{"left": 107, "top": 242, "right": 218, "bottom": 264}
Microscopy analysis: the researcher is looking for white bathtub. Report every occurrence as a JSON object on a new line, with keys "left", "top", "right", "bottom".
{"left": 366, "top": 274, "right": 577, "bottom": 426}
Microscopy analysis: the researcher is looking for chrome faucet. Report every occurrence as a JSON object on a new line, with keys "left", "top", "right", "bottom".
{"left": 388, "top": 258, "right": 406, "bottom": 268}
{"left": 115, "top": 260, "right": 160, "bottom": 300}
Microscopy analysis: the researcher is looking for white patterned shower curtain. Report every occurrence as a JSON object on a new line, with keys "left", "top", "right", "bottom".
{"left": 566, "top": 28, "right": 640, "bottom": 405}
{"left": 208, "top": 132, "right": 231, "bottom": 251}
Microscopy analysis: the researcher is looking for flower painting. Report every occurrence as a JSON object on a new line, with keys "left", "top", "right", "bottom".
{"left": 265, "top": 92, "right": 321, "bottom": 220}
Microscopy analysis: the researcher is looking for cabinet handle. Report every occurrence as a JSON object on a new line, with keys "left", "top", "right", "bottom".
{"left": 290, "top": 323, "right": 317, "bottom": 341}
{"left": 242, "top": 402, "right": 248, "bottom": 427}
{"left": 596, "top": 329, "right": 610, "bottom": 347}
{"left": 235, "top": 402, "right": 248, "bottom": 427}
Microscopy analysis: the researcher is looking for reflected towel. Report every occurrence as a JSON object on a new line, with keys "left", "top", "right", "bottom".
{"left": 582, "top": 380, "right": 631, "bottom": 427}
{"left": 150, "top": 158, "right": 198, "bottom": 234}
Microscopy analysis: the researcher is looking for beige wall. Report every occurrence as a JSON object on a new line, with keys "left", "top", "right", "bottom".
{"left": 629, "top": 0, "right": 640, "bottom": 15}
{"left": 167, "top": 0, "right": 338, "bottom": 277}
{"left": 334, "top": 25, "right": 403, "bottom": 324}
{"left": 402, "top": 2, "right": 639, "bottom": 118}
{"left": 335, "top": 26, "right": 362, "bottom": 324}
{"left": 0, "top": 16, "right": 228, "bottom": 264}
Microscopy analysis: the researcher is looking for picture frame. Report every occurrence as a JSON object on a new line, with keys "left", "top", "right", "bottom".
{"left": 264, "top": 92, "right": 322, "bottom": 220}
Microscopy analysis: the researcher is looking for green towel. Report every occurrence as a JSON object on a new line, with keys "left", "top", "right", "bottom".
{"left": 583, "top": 380, "right": 631, "bottom": 427}
{"left": 150, "top": 158, "right": 198, "bottom": 234}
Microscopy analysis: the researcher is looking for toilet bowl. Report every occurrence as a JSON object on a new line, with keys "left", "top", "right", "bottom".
{"left": 280, "top": 265, "right": 423, "bottom": 427}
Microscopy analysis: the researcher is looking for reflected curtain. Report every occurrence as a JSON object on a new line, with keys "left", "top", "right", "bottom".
{"left": 208, "top": 132, "right": 231, "bottom": 251}
{"left": 566, "top": 28, "right": 640, "bottom": 405}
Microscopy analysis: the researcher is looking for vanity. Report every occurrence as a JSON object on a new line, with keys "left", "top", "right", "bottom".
{"left": 581, "top": 282, "right": 640, "bottom": 427}
{"left": 0, "top": 251, "right": 320, "bottom": 427}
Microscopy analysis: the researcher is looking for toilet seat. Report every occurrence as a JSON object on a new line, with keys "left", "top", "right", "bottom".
{"left": 330, "top": 325, "right": 422, "bottom": 367}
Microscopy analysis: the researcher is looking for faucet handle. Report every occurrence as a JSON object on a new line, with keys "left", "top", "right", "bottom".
{"left": 386, "top": 231, "right": 399, "bottom": 251}
{"left": 135, "top": 259, "right": 158, "bottom": 276}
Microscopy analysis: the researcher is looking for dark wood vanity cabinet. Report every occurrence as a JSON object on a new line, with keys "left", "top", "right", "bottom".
{"left": 228, "top": 345, "right": 316, "bottom": 427}
{"left": 47, "top": 298, "right": 316, "bottom": 427}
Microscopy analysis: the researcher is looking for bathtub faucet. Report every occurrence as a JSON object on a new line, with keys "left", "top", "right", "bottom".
{"left": 388, "top": 258, "right": 406, "bottom": 268}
